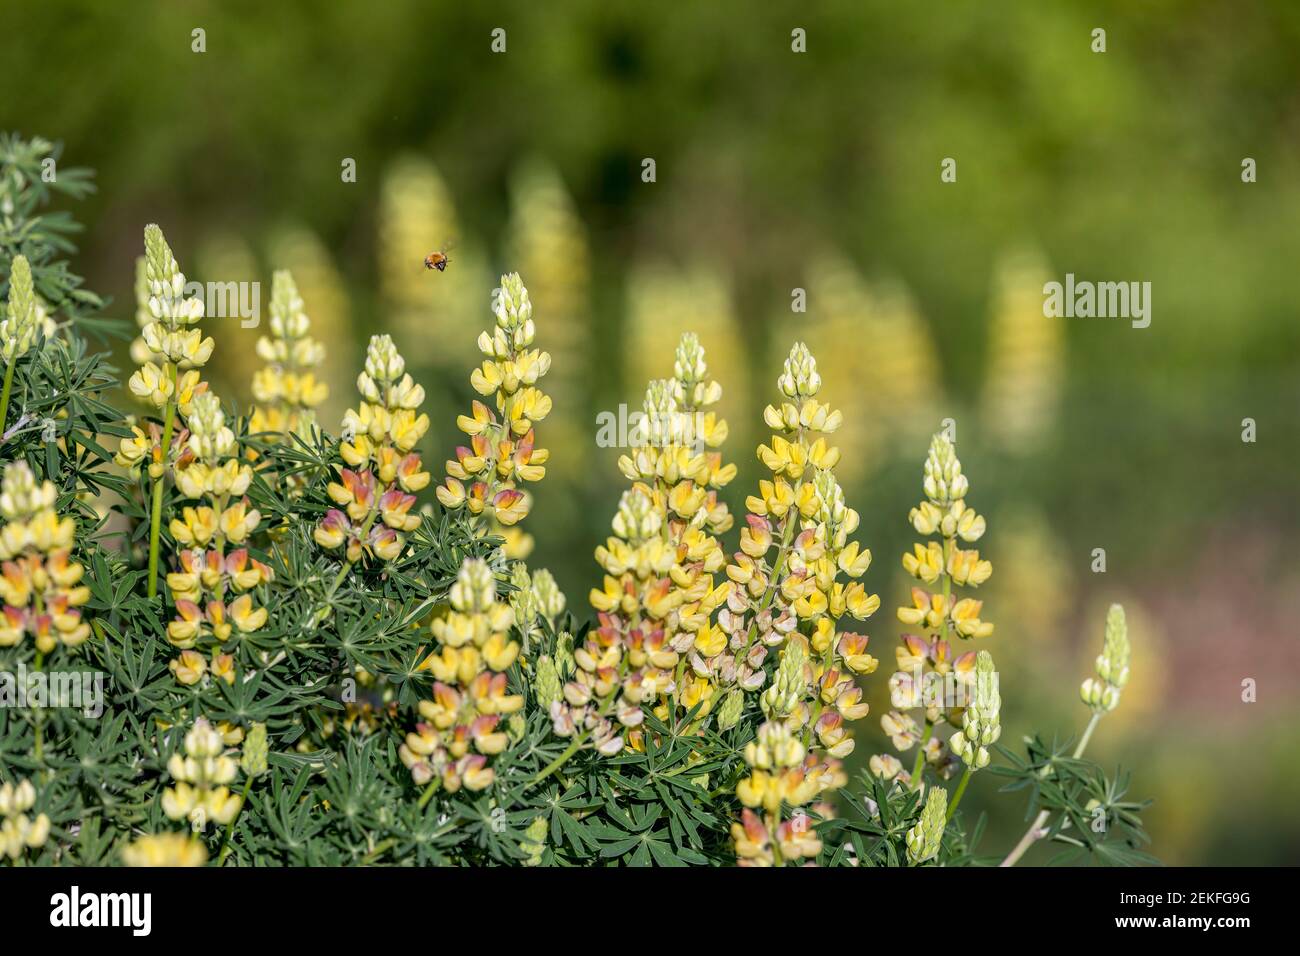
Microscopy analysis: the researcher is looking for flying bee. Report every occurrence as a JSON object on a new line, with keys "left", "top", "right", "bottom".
{"left": 423, "top": 247, "right": 452, "bottom": 272}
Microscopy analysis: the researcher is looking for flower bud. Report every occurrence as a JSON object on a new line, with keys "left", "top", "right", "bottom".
{"left": 906, "top": 785, "right": 948, "bottom": 865}
{"left": 240, "top": 722, "right": 268, "bottom": 777}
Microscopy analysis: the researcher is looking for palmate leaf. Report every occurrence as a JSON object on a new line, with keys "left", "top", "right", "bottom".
{"left": 822, "top": 771, "right": 920, "bottom": 867}
{"left": 991, "top": 735, "right": 1155, "bottom": 866}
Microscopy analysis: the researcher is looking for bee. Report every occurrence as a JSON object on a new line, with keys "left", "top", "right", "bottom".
{"left": 423, "top": 249, "right": 451, "bottom": 272}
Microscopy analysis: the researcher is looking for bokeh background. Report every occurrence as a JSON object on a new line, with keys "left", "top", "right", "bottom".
{"left": 3, "top": 0, "right": 1298, "bottom": 864}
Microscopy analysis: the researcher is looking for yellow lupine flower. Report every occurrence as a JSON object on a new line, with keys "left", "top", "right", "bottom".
{"left": 162, "top": 390, "right": 270, "bottom": 680}
{"left": 400, "top": 558, "right": 523, "bottom": 793}
{"left": 0, "top": 777, "right": 51, "bottom": 861}
{"left": 168, "top": 649, "right": 206, "bottom": 685}
{"left": 902, "top": 541, "right": 944, "bottom": 585}
{"left": 604, "top": 335, "right": 737, "bottom": 735}
{"left": 121, "top": 831, "right": 208, "bottom": 867}
{"left": 162, "top": 717, "right": 243, "bottom": 831}
{"left": 437, "top": 273, "right": 550, "bottom": 556}
{"left": 248, "top": 269, "right": 329, "bottom": 459}
{"left": 731, "top": 722, "right": 827, "bottom": 866}
{"left": 315, "top": 334, "right": 430, "bottom": 573}
{"left": 552, "top": 484, "right": 685, "bottom": 757}
{"left": 0, "top": 462, "right": 91, "bottom": 653}
{"left": 729, "top": 344, "right": 883, "bottom": 866}
{"left": 875, "top": 432, "right": 995, "bottom": 789}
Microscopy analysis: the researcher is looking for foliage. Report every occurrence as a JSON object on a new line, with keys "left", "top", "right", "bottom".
{"left": 0, "top": 135, "right": 1153, "bottom": 867}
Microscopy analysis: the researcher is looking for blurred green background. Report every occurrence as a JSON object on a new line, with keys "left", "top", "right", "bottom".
{"left": 3, "top": 0, "right": 1298, "bottom": 864}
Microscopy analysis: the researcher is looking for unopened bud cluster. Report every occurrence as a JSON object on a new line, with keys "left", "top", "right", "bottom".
{"left": 949, "top": 650, "right": 1002, "bottom": 769}
{"left": 1081, "top": 603, "right": 1130, "bottom": 712}
{"left": 1, "top": 255, "right": 43, "bottom": 362}
{"left": 905, "top": 785, "right": 948, "bottom": 865}
{"left": 509, "top": 563, "right": 566, "bottom": 660}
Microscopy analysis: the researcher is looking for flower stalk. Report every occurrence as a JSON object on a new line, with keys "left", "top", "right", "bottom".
{"left": 1000, "top": 605, "right": 1130, "bottom": 866}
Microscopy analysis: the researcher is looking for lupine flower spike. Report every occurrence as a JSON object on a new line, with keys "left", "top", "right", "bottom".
{"left": 400, "top": 557, "right": 523, "bottom": 792}
{"left": 164, "top": 390, "right": 270, "bottom": 684}
{"left": 314, "top": 334, "right": 429, "bottom": 580}
{"left": 249, "top": 269, "right": 329, "bottom": 448}
{"left": 0, "top": 462, "right": 91, "bottom": 652}
{"left": 1, "top": 255, "right": 41, "bottom": 429}
{"left": 117, "top": 225, "right": 213, "bottom": 597}
{"left": 552, "top": 487, "right": 663, "bottom": 756}
{"left": 436, "top": 272, "right": 550, "bottom": 558}
{"left": 876, "top": 431, "right": 992, "bottom": 789}
{"left": 730, "top": 342, "right": 881, "bottom": 865}
{"left": 161, "top": 717, "right": 244, "bottom": 831}
{"left": 605, "top": 333, "right": 735, "bottom": 735}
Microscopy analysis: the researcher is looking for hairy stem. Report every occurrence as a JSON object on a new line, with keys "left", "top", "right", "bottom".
{"left": 0, "top": 360, "right": 15, "bottom": 435}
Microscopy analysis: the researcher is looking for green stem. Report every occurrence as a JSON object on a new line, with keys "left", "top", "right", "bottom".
{"left": 0, "top": 360, "right": 15, "bottom": 435}
{"left": 529, "top": 730, "right": 590, "bottom": 789}
{"left": 217, "top": 775, "right": 255, "bottom": 865}
{"left": 146, "top": 367, "right": 178, "bottom": 599}
{"left": 322, "top": 509, "right": 380, "bottom": 604}
{"left": 909, "top": 719, "right": 933, "bottom": 791}
{"left": 1072, "top": 712, "right": 1101, "bottom": 760}
{"left": 418, "top": 780, "right": 439, "bottom": 809}
{"left": 999, "top": 712, "right": 1104, "bottom": 867}
{"left": 325, "top": 559, "right": 354, "bottom": 601}
{"left": 32, "top": 650, "right": 45, "bottom": 777}
{"left": 359, "top": 837, "right": 398, "bottom": 865}
{"left": 946, "top": 768, "right": 972, "bottom": 822}
{"left": 735, "top": 503, "right": 800, "bottom": 669}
